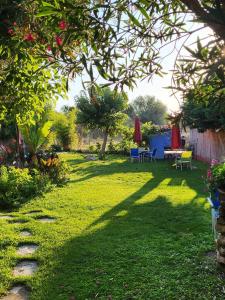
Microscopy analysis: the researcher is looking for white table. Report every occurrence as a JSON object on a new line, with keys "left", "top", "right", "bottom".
{"left": 164, "top": 150, "right": 185, "bottom": 159}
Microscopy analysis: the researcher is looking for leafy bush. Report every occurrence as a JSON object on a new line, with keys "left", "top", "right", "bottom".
{"left": 96, "top": 142, "right": 101, "bottom": 152}
{"left": 212, "top": 162, "right": 225, "bottom": 191}
{"left": 51, "top": 144, "right": 63, "bottom": 152}
{"left": 107, "top": 140, "right": 136, "bottom": 155}
{"left": 108, "top": 140, "right": 117, "bottom": 153}
{"left": 0, "top": 166, "right": 50, "bottom": 208}
{"left": 88, "top": 145, "right": 95, "bottom": 153}
{"left": 37, "top": 151, "right": 71, "bottom": 185}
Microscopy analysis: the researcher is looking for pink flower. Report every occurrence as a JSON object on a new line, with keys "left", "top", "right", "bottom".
{"left": 207, "top": 169, "right": 212, "bottom": 179}
{"left": 48, "top": 56, "right": 54, "bottom": 62}
{"left": 13, "top": 21, "right": 17, "bottom": 26}
{"left": 211, "top": 159, "right": 219, "bottom": 167}
{"left": 47, "top": 45, "right": 52, "bottom": 52}
{"left": 7, "top": 28, "right": 14, "bottom": 35}
{"left": 55, "top": 35, "right": 63, "bottom": 46}
{"left": 24, "top": 33, "right": 35, "bottom": 42}
{"left": 58, "top": 20, "right": 67, "bottom": 30}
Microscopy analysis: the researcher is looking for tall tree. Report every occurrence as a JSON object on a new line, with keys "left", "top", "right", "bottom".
{"left": 130, "top": 96, "right": 167, "bottom": 125}
{"left": 76, "top": 88, "right": 127, "bottom": 159}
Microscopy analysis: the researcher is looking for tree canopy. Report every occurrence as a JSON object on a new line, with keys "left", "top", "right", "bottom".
{"left": 76, "top": 87, "right": 127, "bottom": 158}
{"left": 1, "top": 0, "right": 225, "bottom": 91}
{"left": 129, "top": 95, "right": 167, "bottom": 125}
{"left": 0, "top": 0, "right": 225, "bottom": 131}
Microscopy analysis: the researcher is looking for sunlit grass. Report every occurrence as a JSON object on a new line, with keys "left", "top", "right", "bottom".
{"left": 0, "top": 153, "right": 223, "bottom": 300}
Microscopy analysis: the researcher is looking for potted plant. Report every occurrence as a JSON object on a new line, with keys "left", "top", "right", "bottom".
{"left": 212, "top": 163, "right": 225, "bottom": 200}
{"left": 209, "top": 160, "right": 225, "bottom": 265}
{"left": 205, "top": 159, "right": 220, "bottom": 208}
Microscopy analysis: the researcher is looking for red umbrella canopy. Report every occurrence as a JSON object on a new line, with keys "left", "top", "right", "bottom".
{"left": 171, "top": 125, "right": 181, "bottom": 149}
{"left": 134, "top": 117, "right": 142, "bottom": 146}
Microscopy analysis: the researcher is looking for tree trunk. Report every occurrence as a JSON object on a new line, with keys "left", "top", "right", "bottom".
{"left": 180, "top": 0, "right": 225, "bottom": 41}
{"left": 15, "top": 123, "right": 22, "bottom": 167}
{"left": 99, "top": 129, "right": 108, "bottom": 159}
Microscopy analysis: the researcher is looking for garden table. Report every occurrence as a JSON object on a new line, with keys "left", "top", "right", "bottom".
{"left": 164, "top": 150, "right": 185, "bottom": 159}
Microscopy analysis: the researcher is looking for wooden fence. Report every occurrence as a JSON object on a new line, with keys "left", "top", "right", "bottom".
{"left": 189, "top": 129, "right": 225, "bottom": 163}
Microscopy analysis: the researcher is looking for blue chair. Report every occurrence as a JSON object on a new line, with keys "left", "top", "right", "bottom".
{"left": 144, "top": 148, "right": 157, "bottom": 162}
{"left": 130, "top": 148, "right": 140, "bottom": 163}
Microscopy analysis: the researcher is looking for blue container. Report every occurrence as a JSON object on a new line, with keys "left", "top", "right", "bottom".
{"left": 211, "top": 190, "right": 220, "bottom": 209}
{"left": 149, "top": 131, "right": 171, "bottom": 159}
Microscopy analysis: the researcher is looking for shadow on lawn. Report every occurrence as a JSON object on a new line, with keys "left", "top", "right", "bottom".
{"left": 34, "top": 159, "right": 216, "bottom": 299}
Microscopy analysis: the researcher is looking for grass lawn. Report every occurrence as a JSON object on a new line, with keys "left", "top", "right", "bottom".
{"left": 0, "top": 153, "right": 224, "bottom": 299}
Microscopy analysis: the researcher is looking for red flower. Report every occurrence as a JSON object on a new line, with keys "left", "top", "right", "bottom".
{"left": 55, "top": 35, "right": 63, "bottom": 46}
{"left": 47, "top": 45, "right": 52, "bottom": 51}
{"left": 207, "top": 169, "right": 212, "bottom": 180}
{"left": 58, "top": 20, "right": 67, "bottom": 30}
{"left": 7, "top": 28, "right": 14, "bottom": 35}
{"left": 24, "top": 33, "right": 35, "bottom": 42}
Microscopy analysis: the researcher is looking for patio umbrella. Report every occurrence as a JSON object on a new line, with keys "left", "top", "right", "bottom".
{"left": 171, "top": 125, "right": 181, "bottom": 149}
{"left": 134, "top": 117, "right": 142, "bottom": 146}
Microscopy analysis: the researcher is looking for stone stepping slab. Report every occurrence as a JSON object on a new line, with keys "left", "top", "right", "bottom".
{"left": 9, "top": 220, "right": 29, "bottom": 225}
{"left": 36, "top": 216, "right": 56, "bottom": 223}
{"left": 23, "top": 210, "right": 42, "bottom": 216}
{"left": 0, "top": 216, "right": 14, "bottom": 220}
{"left": 19, "top": 231, "right": 32, "bottom": 237}
{"left": 0, "top": 285, "right": 29, "bottom": 300}
{"left": 13, "top": 260, "right": 38, "bottom": 277}
{"left": 17, "top": 244, "right": 39, "bottom": 256}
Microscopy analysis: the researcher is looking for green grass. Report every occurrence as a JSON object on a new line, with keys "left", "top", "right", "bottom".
{"left": 0, "top": 154, "right": 224, "bottom": 299}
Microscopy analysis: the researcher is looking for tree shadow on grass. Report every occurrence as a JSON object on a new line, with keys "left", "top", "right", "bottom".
{"left": 33, "top": 196, "right": 220, "bottom": 300}
{"left": 30, "top": 159, "right": 220, "bottom": 299}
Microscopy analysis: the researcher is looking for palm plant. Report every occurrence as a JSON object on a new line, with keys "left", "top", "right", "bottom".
{"left": 20, "top": 115, "right": 52, "bottom": 163}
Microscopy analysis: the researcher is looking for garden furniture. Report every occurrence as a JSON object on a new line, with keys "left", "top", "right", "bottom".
{"left": 130, "top": 148, "right": 140, "bottom": 163}
{"left": 142, "top": 148, "right": 157, "bottom": 162}
{"left": 164, "top": 149, "right": 185, "bottom": 159}
{"left": 175, "top": 151, "right": 192, "bottom": 170}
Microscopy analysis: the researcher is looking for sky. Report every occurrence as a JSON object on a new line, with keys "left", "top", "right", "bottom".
{"left": 56, "top": 54, "right": 180, "bottom": 113}
{"left": 56, "top": 22, "right": 213, "bottom": 113}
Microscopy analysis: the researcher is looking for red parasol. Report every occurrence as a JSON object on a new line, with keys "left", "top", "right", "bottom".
{"left": 134, "top": 117, "right": 142, "bottom": 146}
{"left": 171, "top": 125, "right": 181, "bottom": 149}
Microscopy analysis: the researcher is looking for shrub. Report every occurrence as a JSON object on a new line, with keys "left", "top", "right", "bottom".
{"left": 0, "top": 166, "right": 50, "bottom": 208}
{"left": 108, "top": 140, "right": 117, "bottom": 153}
{"left": 37, "top": 152, "right": 71, "bottom": 185}
{"left": 89, "top": 145, "right": 95, "bottom": 153}
{"left": 212, "top": 162, "right": 225, "bottom": 191}
{"left": 51, "top": 144, "right": 63, "bottom": 152}
{"left": 96, "top": 142, "right": 101, "bottom": 152}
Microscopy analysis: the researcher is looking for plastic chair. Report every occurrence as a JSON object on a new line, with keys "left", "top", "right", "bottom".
{"left": 144, "top": 148, "right": 157, "bottom": 162}
{"left": 175, "top": 151, "right": 192, "bottom": 170}
{"left": 130, "top": 148, "right": 140, "bottom": 163}
{"left": 150, "top": 148, "right": 157, "bottom": 162}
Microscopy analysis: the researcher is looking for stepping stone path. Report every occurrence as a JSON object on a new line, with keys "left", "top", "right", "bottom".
{"left": 0, "top": 285, "right": 29, "bottom": 300}
{"left": 13, "top": 260, "right": 38, "bottom": 276}
{"left": 17, "top": 244, "right": 39, "bottom": 256}
{"left": 0, "top": 212, "right": 56, "bottom": 300}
